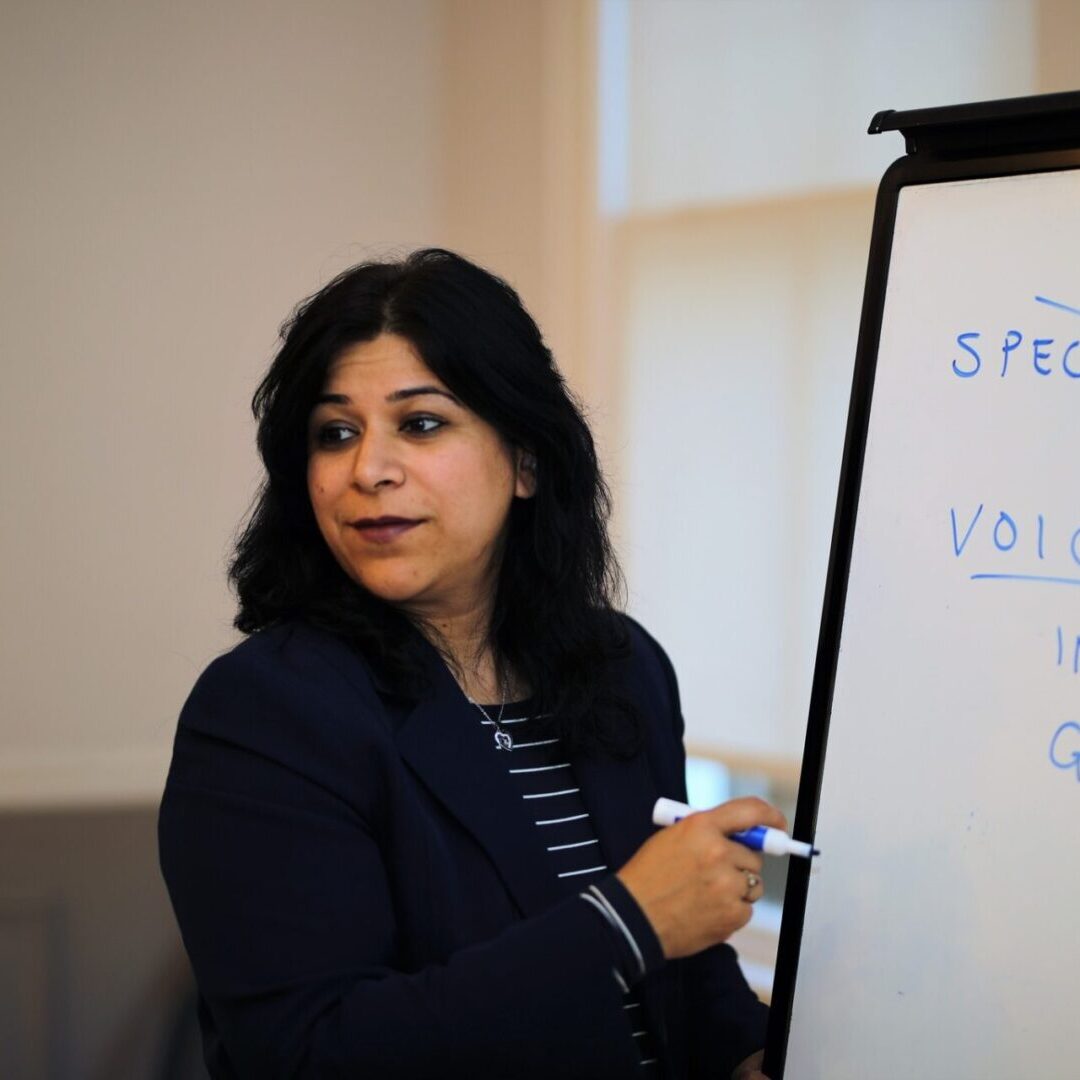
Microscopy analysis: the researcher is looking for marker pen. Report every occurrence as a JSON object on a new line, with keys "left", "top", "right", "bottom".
{"left": 652, "top": 797, "right": 820, "bottom": 858}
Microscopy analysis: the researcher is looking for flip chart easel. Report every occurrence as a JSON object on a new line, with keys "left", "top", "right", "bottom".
{"left": 765, "top": 91, "right": 1080, "bottom": 1080}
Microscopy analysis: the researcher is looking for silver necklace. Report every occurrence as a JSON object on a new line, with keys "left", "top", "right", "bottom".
{"left": 467, "top": 677, "right": 513, "bottom": 751}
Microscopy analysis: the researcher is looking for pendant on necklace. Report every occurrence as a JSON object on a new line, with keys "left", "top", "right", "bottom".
{"left": 493, "top": 729, "right": 513, "bottom": 751}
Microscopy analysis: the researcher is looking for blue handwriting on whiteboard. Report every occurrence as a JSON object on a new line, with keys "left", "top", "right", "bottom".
{"left": 1034, "top": 295, "right": 1080, "bottom": 318}
{"left": 1056, "top": 627, "right": 1080, "bottom": 674}
{"left": 952, "top": 297, "right": 1080, "bottom": 378}
{"left": 951, "top": 506, "right": 1080, "bottom": 585}
{"left": 952, "top": 330, "right": 1080, "bottom": 378}
{"left": 1049, "top": 722, "right": 1080, "bottom": 780}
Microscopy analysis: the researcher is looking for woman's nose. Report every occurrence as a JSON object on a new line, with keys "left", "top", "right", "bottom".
{"left": 351, "top": 431, "right": 405, "bottom": 492}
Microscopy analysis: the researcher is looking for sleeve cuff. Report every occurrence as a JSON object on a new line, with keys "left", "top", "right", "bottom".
{"left": 579, "top": 873, "right": 665, "bottom": 986}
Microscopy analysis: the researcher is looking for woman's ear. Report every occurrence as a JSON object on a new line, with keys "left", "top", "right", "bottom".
{"left": 514, "top": 448, "right": 538, "bottom": 499}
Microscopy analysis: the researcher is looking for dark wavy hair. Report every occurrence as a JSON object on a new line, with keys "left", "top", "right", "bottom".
{"left": 228, "top": 249, "right": 640, "bottom": 756}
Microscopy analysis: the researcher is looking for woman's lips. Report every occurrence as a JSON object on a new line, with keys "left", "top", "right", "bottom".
{"left": 350, "top": 518, "right": 421, "bottom": 544}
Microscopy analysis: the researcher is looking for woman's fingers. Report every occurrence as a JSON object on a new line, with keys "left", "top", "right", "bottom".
{"left": 727, "top": 844, "right": 764, "bottom": 876}
{"left": 616, "top": 796, "right": 786, "bottom": 959}
{"left": 702, "top": 796, "right": 789, "bottom": 836}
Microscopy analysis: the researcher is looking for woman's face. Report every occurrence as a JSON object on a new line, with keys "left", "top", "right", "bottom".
{"left": 307, "top": 333, "right": 535, "bottom": 623}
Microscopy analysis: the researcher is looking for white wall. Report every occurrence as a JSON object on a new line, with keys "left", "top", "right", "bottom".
{"left": 617, "top": 193, "right": 873, "bottom": 756}
{"left": 604, "top": 0, "right": 1064, "bottom": 759}
{"left": 0, "top": 0, "right": 445, "bottom": 806}
{"left": 603, "top": 0, "right": 1036, "bottom": 213}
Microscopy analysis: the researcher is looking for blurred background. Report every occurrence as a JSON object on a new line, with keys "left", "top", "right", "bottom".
{"left": 3, "top": 0, "right": 1078, "bottom": 1075}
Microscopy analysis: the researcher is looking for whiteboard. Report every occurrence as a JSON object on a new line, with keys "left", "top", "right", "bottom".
{"left": 781, "top": 168, "right": 1080, "bottom": 1078}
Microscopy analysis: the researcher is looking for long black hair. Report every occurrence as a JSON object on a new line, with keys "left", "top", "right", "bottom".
{"left": 229, "top": 248, "right": 640, "bottom": 756}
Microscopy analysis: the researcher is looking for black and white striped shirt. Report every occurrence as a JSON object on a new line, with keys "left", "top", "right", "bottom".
{"left": 472, "top": 700, "right": 664, "bottom": 1074}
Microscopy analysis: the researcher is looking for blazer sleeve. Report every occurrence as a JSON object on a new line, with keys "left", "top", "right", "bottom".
{"left": 631, "top": 621, "right": 770, "bottom": 1079}
{"left": 158, "top": 650, "right": 644, "bottom": 1080}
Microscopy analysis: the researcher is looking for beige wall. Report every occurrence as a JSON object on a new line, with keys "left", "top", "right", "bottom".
{"left": 0, "top": 0, "right": 596, "bottom": 809}
{"left": 0, "top": 0, "right": 448, "bottom": 806}
{"left": 441, "top": 0, "right": 602, "bottom": 402}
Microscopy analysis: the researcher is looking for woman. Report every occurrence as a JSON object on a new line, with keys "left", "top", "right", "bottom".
{"left": 158, "top": 249, "right": 786, "bottom": 1079}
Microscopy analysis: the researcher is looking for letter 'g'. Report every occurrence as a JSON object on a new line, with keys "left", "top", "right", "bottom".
{"left": 1049, "top": 721, "right": 1080, "bottom": 780}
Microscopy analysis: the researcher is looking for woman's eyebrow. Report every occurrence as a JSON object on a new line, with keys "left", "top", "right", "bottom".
{"left": 386, "top": 385, "right": 462, "bottom": 405}
{"left": 313, "top": 386, "right": 461, "bottom": 407}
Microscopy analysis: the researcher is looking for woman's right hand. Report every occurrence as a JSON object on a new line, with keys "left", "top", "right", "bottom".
{"left": 615, "top": 797, "right": 789, "bottom": 960}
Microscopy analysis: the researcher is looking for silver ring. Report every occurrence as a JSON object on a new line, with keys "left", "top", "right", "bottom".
{"left": 743, "top": 872, "right": 760, "bottom": 901}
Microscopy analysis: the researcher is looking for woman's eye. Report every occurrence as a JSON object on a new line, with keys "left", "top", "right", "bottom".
{"left": 315, "top": 423, "right": 355, "bottom": 446}
{"left": 402, "top": 415, "right": 444, "bottom": 435}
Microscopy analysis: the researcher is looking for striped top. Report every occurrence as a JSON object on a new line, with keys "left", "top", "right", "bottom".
{"left": 471, "top": 699, "right": 663, "bottom": 1074}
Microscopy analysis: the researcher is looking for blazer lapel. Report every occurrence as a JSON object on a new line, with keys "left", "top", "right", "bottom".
{"left": 394, "top": 654, "right": 565, "bottom": 919}
{"left": 574, "top": 746, "right": 659, "bottom": 874}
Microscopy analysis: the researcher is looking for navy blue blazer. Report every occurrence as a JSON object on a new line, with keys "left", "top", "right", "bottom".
{"left": 158, "top": 616, "right": 767, "bottom": 1078}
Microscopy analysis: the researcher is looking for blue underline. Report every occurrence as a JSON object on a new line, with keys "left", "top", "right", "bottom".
{"left": 1034, "top": 295, "right": 1080, "bottom": 317}
{"left": 971, "top": 573, "right": 1080, "bottom": 586}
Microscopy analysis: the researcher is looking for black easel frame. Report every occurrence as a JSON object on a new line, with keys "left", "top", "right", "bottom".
{"left": 763, "top": 89, "right": 1080, "bottom": 1079}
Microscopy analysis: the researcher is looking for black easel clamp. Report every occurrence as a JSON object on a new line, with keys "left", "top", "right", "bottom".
{"left": 870, "top": 89, "right": 1080, "bottom": 158}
